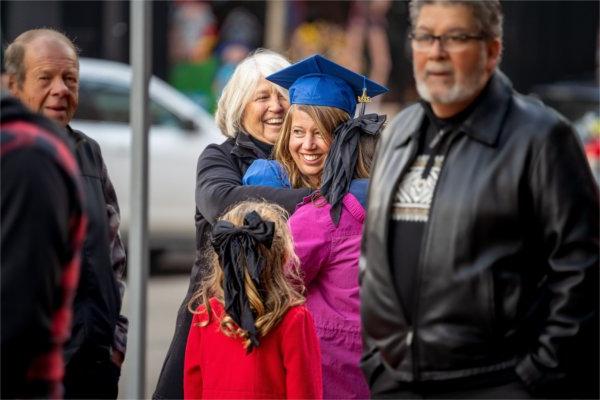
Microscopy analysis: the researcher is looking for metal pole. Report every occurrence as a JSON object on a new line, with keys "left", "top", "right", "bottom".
{"left": 265, "top": 0, "right": 287, "bottom": 53}
{"left": 128, "top": 0, "right": 152, "bottom": 398}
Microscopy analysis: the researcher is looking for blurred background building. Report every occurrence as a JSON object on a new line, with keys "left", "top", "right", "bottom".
{"left": 2, "top": 1, "right": 597, "bottom": 107}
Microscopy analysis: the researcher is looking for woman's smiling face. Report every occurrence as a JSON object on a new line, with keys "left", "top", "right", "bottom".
{"left": 288, "top": 109, "right": 331, "bottom": 187}
{"left": 241, "top": 78, "right": 289, "bottom": 144}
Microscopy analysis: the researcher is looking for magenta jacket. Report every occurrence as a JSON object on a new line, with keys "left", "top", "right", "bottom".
{"left": 289, "top": 192, "right": 369, "bottom": 399}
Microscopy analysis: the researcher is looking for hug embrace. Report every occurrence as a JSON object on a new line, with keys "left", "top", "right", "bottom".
{"left": 155, "top": 52, "right": 387, "bottom": 400}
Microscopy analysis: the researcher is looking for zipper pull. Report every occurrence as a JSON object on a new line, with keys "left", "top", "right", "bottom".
{"left": 406, "top": 328, "right": 413, "bottom": 346}
{"left": 429, "top": 128, "right": 449, "bottom": 149}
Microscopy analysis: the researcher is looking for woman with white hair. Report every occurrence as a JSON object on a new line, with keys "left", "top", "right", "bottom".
{"left": 153, "top": 50, "right": 312, "bottom": 400}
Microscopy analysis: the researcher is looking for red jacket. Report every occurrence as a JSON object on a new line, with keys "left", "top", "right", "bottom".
{"left": 184, "top": 298, "right": 323, "bottom": 399}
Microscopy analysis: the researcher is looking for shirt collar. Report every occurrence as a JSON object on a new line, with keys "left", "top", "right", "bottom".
{"left": 460, "top": 71, "right": 513, "bottom": 147}
{"left": 232, "top": 131, "right": 271, "bottom": 159}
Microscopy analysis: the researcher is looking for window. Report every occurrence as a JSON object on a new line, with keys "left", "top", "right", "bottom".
{"left": 76, "top": 80, "right": 189, "bottom": 129}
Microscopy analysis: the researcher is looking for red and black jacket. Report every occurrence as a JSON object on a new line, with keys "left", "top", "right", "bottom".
{"left": 1, "top": 96, "right": 87, "bottom": 398}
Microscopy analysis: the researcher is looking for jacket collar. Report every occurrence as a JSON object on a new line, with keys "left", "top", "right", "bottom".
{"left": 392, "top": 105, "right": 425, "bottom": 149}
{"left": 66, "top": 124, "right": 84, "bottom": 144}
{"left": 231, "top": 131, "right": 268, "bottom": 159}
{"left": 459, "top": 71, "right": 513, "bottom": 147}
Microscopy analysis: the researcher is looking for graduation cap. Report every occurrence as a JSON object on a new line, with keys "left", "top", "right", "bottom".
{"left": 266, "top": 54, "right": 388, "bottom": 116}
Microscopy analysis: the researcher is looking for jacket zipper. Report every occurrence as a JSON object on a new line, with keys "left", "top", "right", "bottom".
{"left": 410, "top": 129, "right": 460, "bottom": 382}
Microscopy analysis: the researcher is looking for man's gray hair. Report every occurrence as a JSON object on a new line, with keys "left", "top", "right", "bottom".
{"left": 409, "top": 0, "right": 503, "bottom": 40}
{"left": 4, "top": 28, "right": 79, "bottom": 87}
{"left": 215, "top": 49, "right": 290, "bottom": 138}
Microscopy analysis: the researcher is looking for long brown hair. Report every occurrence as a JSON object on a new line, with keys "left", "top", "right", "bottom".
{"left": 354, "top": 132, "right": 379, "bottom": 179}
{"left": 274, "top": 104, "right": 349, "bottom": 189}
{"left": 188, "top": 200, "right": 305, "bottom": 350}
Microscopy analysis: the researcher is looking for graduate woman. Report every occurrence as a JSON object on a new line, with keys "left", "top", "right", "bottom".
{"left": 244, "top": 55, "right": 387, "bottom": 399}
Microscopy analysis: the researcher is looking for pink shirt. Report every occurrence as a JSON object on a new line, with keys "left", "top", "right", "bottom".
{"left": 289, "top": 193, "right": 369, "bottom": 399}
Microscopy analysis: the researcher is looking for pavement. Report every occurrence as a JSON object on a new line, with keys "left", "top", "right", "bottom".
{"left": 118, "top": 272, "right": 190, "bottom": 399}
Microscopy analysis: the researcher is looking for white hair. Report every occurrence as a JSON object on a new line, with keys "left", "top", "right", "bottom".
{"left": 415, "top": 47, "right": 488, "bottom": 105}
{"left": 215, "top": 49, "right": 291, "bottom": 138}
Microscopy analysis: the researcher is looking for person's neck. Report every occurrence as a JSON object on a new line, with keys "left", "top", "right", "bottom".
{"left": 431, "top": 97, "right": 476, "bottom": 119}
{"left": 246, "top": 134, "right": 274, "bottom": 157}
{"left": 428, "top": 76, "right": 493, "bottom": 121}
{"left": 308, "top": 174, "right": 320, "bottom": 190}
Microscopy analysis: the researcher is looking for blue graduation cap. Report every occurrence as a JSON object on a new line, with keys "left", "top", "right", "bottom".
{"left": 266, "top": 54, "right": 388, "bottom": 116}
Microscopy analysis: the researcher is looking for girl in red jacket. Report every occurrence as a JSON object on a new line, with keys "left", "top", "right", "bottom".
{"left": 184, "top": 200, "right": 323, "bottom": 399}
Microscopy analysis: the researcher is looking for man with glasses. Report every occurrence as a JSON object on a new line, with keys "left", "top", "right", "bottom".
{"left": 360, "top": 1, "right": 598, "bottom": 398}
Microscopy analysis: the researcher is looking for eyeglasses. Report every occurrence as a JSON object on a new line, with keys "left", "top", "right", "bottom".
{"left": 410, "top": 32, "right": 486, "bottom": 52}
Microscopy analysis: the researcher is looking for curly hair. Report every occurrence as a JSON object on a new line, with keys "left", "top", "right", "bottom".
{"left": 188, "top": 200, "right": 305, "bottom": 351}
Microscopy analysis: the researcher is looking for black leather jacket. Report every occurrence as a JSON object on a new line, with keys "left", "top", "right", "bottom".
{"left": 360, "top": 72, "right": 599, "bottom": 395}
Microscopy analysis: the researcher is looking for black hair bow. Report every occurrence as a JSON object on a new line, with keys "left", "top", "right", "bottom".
{"left": 320, "top": 113, "right": 386, "bottom": 225}
{"left": 211, "top": 211, "right": 275, "bottom": 352}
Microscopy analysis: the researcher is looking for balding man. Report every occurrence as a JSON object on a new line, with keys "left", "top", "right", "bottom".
{"left": 5, "top": 29, "right": 127, "bottom": 399}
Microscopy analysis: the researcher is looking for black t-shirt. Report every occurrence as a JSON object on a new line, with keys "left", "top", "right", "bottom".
{"left": 387, "top": 90, "right": 488, "bottom": 322}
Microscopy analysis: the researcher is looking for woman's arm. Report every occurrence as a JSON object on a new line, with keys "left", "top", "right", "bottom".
{"left": 195, "top": 142, "right": 309, "bottom": 224}
{"left": 242, "top": 159, "right": 291, "bottom": 188}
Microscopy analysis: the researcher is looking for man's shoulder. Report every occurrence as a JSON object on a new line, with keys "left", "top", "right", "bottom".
{"left": 1, "top": 120, "right": 76, "bottom": 171}
{"left": 513, "top": 91, "right": 563, "bottom": 121}
{"left": 389, "top": 103, "right": 423, "bottom": 126}
{"left": 66, "top": 126, "right": 109, "bottom": 178}
{"left": 380, "top": 103, "right": 424, "bottom": 145}
{"left": 505, "top": 91, "right": 573, "bottom": 143}
{"left": 68, "top": 126, "right": 102, "bottom": 150}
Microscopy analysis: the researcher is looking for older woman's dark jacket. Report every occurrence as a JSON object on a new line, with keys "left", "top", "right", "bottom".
{"left": 153, "top": 132, "right": 310, "bottom": 399}
{"left": 360, "top": 72, "right": 599, "bottom": 397}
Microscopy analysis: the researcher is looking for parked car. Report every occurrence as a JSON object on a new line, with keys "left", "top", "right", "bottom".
{"left": 531, "top": 79, "right": 600, "bottom": 183}
{"left": 71, "top": 57, "right": 223, "bottom": 268}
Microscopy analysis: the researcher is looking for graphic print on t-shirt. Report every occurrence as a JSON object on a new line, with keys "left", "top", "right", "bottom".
{"left": 392, "top": 155, "right": 444, "bottom": 222}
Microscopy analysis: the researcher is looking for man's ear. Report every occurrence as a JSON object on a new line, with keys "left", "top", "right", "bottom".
{"left": 485, "top": 39, "right": 502, "bottom": 72}
{"left": 7, "top": 74, "right": 19, "bottom": 96}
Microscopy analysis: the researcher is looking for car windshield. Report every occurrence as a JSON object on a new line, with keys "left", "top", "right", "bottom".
{"left": 76, "top": 80, "right": 189, "bottom": 129}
